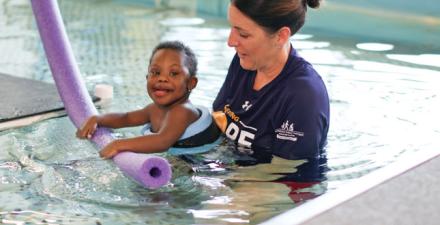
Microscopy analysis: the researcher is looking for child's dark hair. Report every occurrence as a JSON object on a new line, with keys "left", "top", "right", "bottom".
{"left": 149, "top": 41, "right": 198, "bottom": 76}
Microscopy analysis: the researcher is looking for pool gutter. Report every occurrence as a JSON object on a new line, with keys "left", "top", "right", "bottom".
{"left": 261, "top": 149, "right": 440, "bottom": 225}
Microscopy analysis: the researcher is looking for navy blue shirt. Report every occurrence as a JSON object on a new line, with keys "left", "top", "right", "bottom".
{"left": 213, "top": 47, "right": 329, "bottom": 160}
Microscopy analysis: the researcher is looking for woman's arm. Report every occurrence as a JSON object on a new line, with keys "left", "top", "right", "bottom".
{"left": 272, "top": 75, "right": 329, "bottom": 160}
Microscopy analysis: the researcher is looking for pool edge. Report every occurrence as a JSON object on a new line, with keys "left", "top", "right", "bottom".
{"left": 260, "top": 149, "right": 440, "bottom": 225}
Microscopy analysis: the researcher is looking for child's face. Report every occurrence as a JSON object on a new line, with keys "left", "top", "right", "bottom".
{"left": 147, "top": 49, "right": 196, "bottom": 107}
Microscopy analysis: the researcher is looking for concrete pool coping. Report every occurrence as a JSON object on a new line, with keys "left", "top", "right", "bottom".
{"left": 261, "top": 149, "right": 439, "bottom": 225}
{"left": 0, "top": 74, "right": 102, "bottom": 131}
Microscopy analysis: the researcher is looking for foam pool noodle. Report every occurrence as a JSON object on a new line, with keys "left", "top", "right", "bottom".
{"left": 30, "top": 0, "right": 172, "bottom": 189}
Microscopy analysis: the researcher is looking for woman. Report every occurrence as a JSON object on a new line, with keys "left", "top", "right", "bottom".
{"left": 213, "top": 0, "right": 329, "bottom": 161}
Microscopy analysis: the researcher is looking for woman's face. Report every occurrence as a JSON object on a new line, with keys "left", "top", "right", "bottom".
{"left": 147, "top": 49, "right": 195, "bottom": 107}
{"left": 227, "top": 4, "right": 278, "bottom": 71}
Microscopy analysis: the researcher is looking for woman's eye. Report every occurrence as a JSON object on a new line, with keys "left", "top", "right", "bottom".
{"left": 239, "top": 33, "right": 249, "bottom": 38}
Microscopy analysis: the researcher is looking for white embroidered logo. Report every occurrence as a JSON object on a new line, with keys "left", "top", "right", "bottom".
{"left": 275, "top": 120, "right": 304, "bottom": 142}
{"left": 242, "top": 101, "right": 252, "bottom": 111}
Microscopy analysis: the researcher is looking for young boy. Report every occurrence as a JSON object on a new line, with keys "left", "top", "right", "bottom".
{"left": 76, "top": 41, "right": 202, "bottom": 159}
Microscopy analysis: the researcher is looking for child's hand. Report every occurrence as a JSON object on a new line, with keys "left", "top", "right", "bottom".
{"left": 76, "top": 116, "right": 98, "bottom": 139}
{"left": 99, "top": 141, "right": 121, "bottom": 159}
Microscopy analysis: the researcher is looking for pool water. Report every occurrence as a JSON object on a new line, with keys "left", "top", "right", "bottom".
{"left": 1, "top": 0, "right": 439, "bottom": 224}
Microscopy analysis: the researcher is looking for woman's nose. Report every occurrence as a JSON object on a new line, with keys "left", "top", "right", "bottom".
{"left": 227, "top": 30, "right": 238, "bottom": 47}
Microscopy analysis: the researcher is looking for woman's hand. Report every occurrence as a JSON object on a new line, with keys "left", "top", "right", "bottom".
{"left": 99, "top": 140, "right": 121, "bottom": 159}
{"left": 76, "top": 115, "right": 98, "bottom": 139}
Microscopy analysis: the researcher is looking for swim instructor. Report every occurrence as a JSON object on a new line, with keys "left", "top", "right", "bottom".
{"left": 213, "top": 0, "right": 330, "bottom": 161}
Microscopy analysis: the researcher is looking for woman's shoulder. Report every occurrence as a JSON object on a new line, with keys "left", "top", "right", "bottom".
{"left": 283, "top": 51, "right": 323, "bottom": 86}
{"left": 286, "top": 49, "right": 317, "bottom": 76}
{"left": 278, "top": 59, "right": 327, "bottom": 101}
{"left": 282, "top": 63, "right": 320, "bottom": 88}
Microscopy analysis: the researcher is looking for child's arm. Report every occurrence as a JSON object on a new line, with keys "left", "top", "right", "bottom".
{"left": 99, "top": 104, "right": 198, "bottom": 159}
{"left": 76, "top": 105, "right": 152, "bottom": 139}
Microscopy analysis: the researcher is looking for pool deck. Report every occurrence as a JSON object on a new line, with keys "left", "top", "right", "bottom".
{"left": 262, "top": 149, "right": 440, "bottom": 225}
{"left": 0, "top": 73, "right": 66, "bottom": 131}
{"left": 0, "top": 73, "right": 100, "bottom": 131}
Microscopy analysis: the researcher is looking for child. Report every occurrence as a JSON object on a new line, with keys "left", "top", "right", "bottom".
{"left": 77, "top": 41, "right": 201, "bottom": 159}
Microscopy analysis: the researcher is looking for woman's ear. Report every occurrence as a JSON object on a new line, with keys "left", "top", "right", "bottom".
{"left": 188, "top": 76, "right": 198, "bottom": 91}
{"left": 277, "top": 27, "right": 291, "bottom": 46}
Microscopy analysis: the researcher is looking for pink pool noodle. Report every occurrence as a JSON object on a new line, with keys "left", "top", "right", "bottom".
{"left": 30, "top": 0, "right": 171, "bottom": 189}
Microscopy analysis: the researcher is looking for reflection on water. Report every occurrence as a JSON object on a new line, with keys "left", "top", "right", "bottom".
{"left": 387, "top": 54, "right": 440, "bottom": 68}
{"left": 1, "top": 0, "right": 439, "bottom": 224}
{"left": 355, "top": 42, "right": 394, "bottom": 51}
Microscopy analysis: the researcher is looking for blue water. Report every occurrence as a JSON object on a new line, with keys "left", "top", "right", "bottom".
{"left": 1, "top": 0, "right": 439, "bottom": 224}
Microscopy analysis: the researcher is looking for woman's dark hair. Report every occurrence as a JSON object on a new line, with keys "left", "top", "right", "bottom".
{"left": 149, "top": 41, "right": 198, "bottom": 76}
{"left": 231, "top": 0, "right": 321, "bottom": 35}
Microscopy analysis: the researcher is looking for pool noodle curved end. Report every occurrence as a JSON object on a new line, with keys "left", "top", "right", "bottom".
{"left": 114, "top": 152, "right": 172, "bottom": 189}
{"left": 30, "top": 0, "right": 171, "bottom": 189}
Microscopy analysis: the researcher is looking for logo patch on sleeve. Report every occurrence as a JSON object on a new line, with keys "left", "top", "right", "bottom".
{"left": 275, "top": 120, "right": 304, "bottom": 142}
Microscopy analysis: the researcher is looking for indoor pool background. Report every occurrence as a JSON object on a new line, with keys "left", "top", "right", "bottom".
{"left": 1, "top": 0, "right": 439, "bottom": 224}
